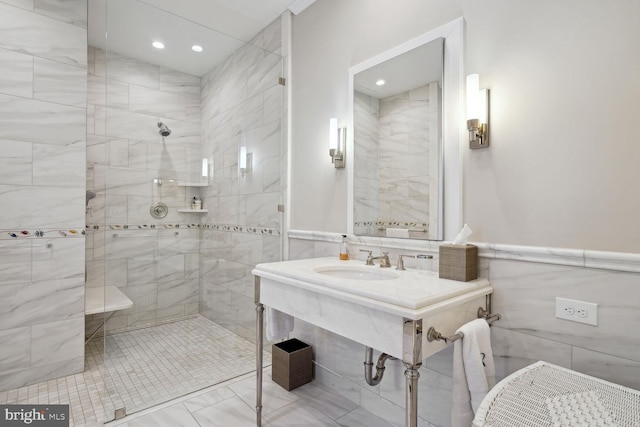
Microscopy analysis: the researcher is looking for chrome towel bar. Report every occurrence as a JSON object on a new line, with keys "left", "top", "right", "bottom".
{"left": 426, "top": 307, "right": 501, "bottom": 344}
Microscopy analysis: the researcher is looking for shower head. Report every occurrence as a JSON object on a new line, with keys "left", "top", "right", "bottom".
{"left": 157, "top": 122, "right": 171, "bottom": 137}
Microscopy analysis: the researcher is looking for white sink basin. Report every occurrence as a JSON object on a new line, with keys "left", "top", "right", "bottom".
{"left": 314, "top": 265, "right": 399, "bottom": 281}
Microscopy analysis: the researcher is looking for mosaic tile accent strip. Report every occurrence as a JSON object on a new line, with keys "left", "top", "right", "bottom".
{"left": 0, "top": 316, "right": 269, "bottom": 427}
{"left": 0, "top": 228, "right": 85, "bottom": 240}
{"left": 354, "top": 220, "right": 429, "bottom": 232}
{"left": 85, "top": 223, "right": 281, "bottom": 236}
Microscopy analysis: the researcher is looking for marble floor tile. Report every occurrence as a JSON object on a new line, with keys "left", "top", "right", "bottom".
{"left": 227, "top": 373, "right": 300, "bottom": 415}
{"left": 128, "top": 403, "right": 198, "bottom": 427}
{"left": 182, "top": 386, "right": 236, "bottom": 413}
{"left": 335, "top": 407, "right": 394, "bottom": 427}
{"left": 190, "top": 396, "right": 259, "bottom": 427}
{"left": 265, "top": 400, "right": 340, "bottom": 427}
{"left": 289, "top": 380, "right": 360, "bottom": 421}
{"left": 1, "top": 316, "right": 263, "bottom": 426}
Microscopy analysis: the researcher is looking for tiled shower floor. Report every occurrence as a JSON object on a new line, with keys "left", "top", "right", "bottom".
{"left": 0, "top": 316, "right": 268, "bottom": 426}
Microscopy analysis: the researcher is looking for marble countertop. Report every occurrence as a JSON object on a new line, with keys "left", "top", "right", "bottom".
{"left": 253, "top": 257, "right": 492, "bottom": 314}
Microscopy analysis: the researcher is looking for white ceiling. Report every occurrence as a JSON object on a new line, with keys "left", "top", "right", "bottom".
{"left": 88, "top": 0, "right": 314, "bottom": 77}
{"left": 354, "top": 37, "right": 444, "bottom": 99}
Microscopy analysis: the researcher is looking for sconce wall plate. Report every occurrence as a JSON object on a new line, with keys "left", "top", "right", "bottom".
{"left": 468, "top": 110, "right": 489, "bottom": 149}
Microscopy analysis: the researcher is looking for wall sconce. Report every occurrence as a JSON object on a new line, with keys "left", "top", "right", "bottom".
{"left": 466, "top": 74, "right": 489, "bottom": 149}
{"left": 202, "top": 157, "right": 214, "bottom": 182}
{"left": 329, "top": 118, "right": 345, "bottom": 168}
{"left": 201, "top": 158, "right": 209, "bottom": 181}
{"left": 239, "top": 145, "right": 252, "bottom": 177}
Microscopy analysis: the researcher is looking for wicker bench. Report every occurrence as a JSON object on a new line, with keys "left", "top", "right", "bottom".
{"left": 473, "top": 361, "right": 640, "bottom": 426}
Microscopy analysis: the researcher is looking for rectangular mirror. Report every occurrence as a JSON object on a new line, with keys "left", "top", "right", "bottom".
{"left": 352, "top": 38, "right": 444, "bottom": 240}
{"left": 348, "top": 18, "right": 463, "bottom": 242}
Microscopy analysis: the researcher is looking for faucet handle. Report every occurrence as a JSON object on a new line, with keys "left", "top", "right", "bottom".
{"left": 379, "top": 252, "right": 392, "bottom": 268}
{"left": 396, "top": 254, "right": 415, "bottom": 270}
{"left": 360, "top": 249, "right": 374, "bottom": 265}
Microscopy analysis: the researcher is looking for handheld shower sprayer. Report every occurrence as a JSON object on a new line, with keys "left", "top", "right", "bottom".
{"left": 86, "top": 190, "right": 96, "bottom": 207}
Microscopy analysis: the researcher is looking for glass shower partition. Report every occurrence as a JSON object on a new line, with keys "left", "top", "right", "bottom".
{"left": 88, "top": 0, "right": 286, "bottom": 421}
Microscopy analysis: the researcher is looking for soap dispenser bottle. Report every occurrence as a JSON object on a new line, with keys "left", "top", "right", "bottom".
{"left": 192, "top": 196, "right": 201, "bottom": 210}
{"left": 340, "top": 234, "right": 349, "bottom": 260}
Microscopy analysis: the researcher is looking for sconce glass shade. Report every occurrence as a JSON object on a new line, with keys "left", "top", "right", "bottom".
{"left": 466, "top": 74, "right": 480, "bottom": 121}
{"left": 329, "top": 118, "right": 338, "bottom": 151}
{"left": 328, "top": 118, "right": 345, "bottom": 168}
{"left": 239, "top": 145, "right": 252, "bottom": 176}
{"left": 201, "top": 158, "right": 208, "bottom": 178}
{"left": 239, "top": 145, "right": 247, "bottom": 169}
{"left": 466, "top": 74, "right": 489, "bottom": 149}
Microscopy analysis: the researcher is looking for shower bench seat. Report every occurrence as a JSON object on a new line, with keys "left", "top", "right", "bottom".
{"left": 85, "top": 286, "right": 133, "bottom": 344}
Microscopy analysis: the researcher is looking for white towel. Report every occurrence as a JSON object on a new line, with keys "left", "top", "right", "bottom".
{"left": 266, "top": 307, "right": 294, "bottom": 341}
{"left": 386, "top": 228, "right": 409, "bottom": 238}
{"left": 451, "top": 319, "right": 495, "bottom": 427}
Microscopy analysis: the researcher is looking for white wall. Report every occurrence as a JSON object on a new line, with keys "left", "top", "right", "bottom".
{"left": 290, "top": 0, "right": 461, "bottom": 233}
{"left": 291, "top": 0, "right": 640, "bottom": 253}
{"left": 289, "top": 1, "right": 640, "bottom": 425}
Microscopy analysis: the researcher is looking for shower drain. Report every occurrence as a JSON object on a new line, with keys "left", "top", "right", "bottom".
{"left": 150, "top": 202, "right": 168, "bottom": 219}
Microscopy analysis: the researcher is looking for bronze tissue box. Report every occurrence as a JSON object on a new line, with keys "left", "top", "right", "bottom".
{"left": 438, "top": 244, "right": 478, "bottom": 282}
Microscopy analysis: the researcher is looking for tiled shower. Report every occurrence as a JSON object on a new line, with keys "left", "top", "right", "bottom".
{"left": 0, "top": 0, "right": 285, "bottom": 423}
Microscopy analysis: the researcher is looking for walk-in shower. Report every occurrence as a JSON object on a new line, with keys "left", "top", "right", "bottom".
{"left": 81, "top": 0, "right": 285, "bottom": 423}
{"left": 0, "top": 0, "right": 285, "bottom": 423}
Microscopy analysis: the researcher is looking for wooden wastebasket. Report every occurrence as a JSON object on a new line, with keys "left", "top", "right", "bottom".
{"left": 272, "top": 338, "right": 313, "bottom": 391}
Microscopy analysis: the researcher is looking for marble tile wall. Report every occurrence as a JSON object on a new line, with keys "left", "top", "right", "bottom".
{"left": 354, "top": 83, "right": 438, "bottom": 236}
{"left": 0, "top": 0, "right": 87, "bottom": 392}
{"left": 85, "top": 46, "right": 203, "bottom": 331}
{"left": 287, "top": 232, "right": 640, "bottom": 426}
{"left": 353, "top": 91, "right": 379, "bottom": 234}
{"left": 198, "top": 17, "right": 284, "bottom": 340}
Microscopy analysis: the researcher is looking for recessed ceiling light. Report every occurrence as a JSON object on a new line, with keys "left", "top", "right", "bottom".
{"left": 376, "top": 79, "right": 386, "bottom": 86}
{"left": 152, "top": 41, "right": 165, "bottom": 49}
{"left": 192, "top": 45, "right": 203, "bottom": 53}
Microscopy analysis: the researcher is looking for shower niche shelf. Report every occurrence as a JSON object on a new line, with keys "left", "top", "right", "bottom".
{"left": 177, "top": 208, "right": 208, "bottom": 213}
{"left": 176, "top": 182, "right": 208, "bottom": 187}
{"left": 177, "top": 181, "right": 209, "bottom": 213}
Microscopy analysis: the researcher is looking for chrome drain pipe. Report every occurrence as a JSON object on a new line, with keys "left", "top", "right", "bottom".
{"left": 364, "top": 346, "right": 397, "bottom": 386}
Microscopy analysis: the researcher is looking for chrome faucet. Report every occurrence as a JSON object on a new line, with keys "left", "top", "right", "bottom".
{"left": 360, "top": 250, "right": 374, "bottom": 265}
{"left": 360, "top": 250, "right": 391, "bottom": 268}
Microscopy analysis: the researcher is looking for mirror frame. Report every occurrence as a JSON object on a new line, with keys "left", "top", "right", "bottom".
{"left": 347, "top": 18, "right": 463, "bottom": 242}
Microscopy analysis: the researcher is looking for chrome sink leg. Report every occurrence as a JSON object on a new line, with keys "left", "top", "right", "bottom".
{"left": 402, "top": 318, "right": 423, "bottom": 427}
{"left": 255, "top": 276, "right": 264, "bottom": 427}
{"left": 404, "top": 364, "right": 420, "bottom": 427}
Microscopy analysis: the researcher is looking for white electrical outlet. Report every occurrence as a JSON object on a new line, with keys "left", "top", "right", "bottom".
{"left": 556, "top": 297, "right": 598, "bottom": 326}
